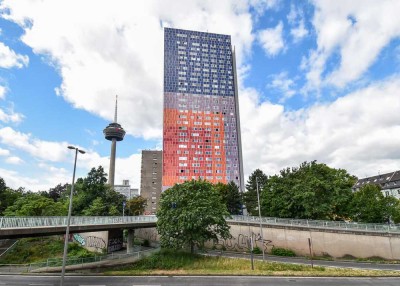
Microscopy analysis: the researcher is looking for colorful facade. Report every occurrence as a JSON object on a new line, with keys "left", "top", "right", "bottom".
{"left": 163, "top": 28, "right": 243, "bottom": 191}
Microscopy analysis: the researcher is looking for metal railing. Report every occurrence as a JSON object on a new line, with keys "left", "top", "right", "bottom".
{"left": 227, "top": 215, "right": 400, "bottom": 233}
{"left": 1, "top": 215, "right": 399, "bottom": 234}
{"left": 0, "top": 216, "right": 157, "bottom": 229}
{"left": 0, "top": 248, "right": 158, "bottom": 273}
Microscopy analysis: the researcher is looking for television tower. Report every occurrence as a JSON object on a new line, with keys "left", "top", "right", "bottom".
{"left": 103, "top": 95, "right": 126, "bottom": 187}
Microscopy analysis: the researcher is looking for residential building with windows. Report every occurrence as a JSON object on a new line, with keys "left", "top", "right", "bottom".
{"left": 114, "top": 180, "right": 138, "bottom": 200}
{"left": 352, "top": 170, "right": 400, "bottom": 199}
{"left": 163, "top": 27, "right": 244, "bottom": 191}
{"left": 140, "top": 150, "right": 162, "bottom": 214}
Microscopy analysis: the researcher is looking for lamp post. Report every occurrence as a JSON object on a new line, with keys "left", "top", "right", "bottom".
{"left": 60, "top": 145, "right": 85, "bottom": 286}
{"left": 256, "top": 177, "right": 265, "bottom": 261}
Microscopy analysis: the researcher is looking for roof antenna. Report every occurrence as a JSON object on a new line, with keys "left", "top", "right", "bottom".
{"left": 114, "top": 95, "right": 118, "bottom": 123}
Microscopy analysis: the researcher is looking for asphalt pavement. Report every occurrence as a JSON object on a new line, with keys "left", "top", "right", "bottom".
{"left": 1, "top": 275, "right": 400, "bottom": 286}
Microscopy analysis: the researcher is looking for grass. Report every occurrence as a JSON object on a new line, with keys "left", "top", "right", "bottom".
{"left": 0, "top": 237, "right": 96, "bottom": 264}
{"left": 104, "top": 249, "right": 400, "bottom": 276}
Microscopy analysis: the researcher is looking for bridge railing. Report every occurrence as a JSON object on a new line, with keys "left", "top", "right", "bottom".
{"left": 227, "top": 215, "right": 400, "bottom": 233}
{"left": 1, "top": 215, "right": 400, "bottom": 234}
{"left": 0, "top": 216, "right": 157, "bottom": 229}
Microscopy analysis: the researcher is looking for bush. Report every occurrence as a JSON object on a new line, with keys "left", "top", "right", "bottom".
{"left": 141, "top": 239, "right": 150, "bottom": 247}
{"left": 252, "top": 246, "right": 262, "bottom": 254}
{"left": 67, "top": 242, "right": 96, "bottom": 258}
{"left": 271, "top": 247, "right": 296, "bottom": 257}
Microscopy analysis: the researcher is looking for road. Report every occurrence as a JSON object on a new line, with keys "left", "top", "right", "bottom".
{"left": 0, "top": 275, "right": 400, "bottom": 286}
{"left": 204, "top": 251, "right": 400, "bottom": 271}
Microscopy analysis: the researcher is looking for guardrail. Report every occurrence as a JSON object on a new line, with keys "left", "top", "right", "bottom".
{"left": 0, "top": 248, "right": 158, "bottom": 273}
{"left": 0, "top": 216, "right": 157, "bottom": 229}
{"left": 227, "top": 215, "right": 400, "bottom": 233}
{"left": 1, "top": 215, "right": 399, "bottom": 234}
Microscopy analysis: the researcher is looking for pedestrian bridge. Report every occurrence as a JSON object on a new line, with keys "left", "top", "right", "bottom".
{"left": 0, "top": 216, "right": 157, "bottom": 239}
{"left": 1, "top": 215, "right": 400, "bottom": 239}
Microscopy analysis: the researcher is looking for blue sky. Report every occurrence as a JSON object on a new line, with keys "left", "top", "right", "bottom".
{"left": 0, "top": 0, "right": 400, "bottom": 191}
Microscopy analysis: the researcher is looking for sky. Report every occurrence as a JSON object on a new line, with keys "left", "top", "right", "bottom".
{"left": 0, "top": 0, "right": 400, "bottom": 192}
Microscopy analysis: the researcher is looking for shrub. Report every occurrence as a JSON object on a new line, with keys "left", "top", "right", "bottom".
{"left": 141, "top": 239, "right": 150, "bottom": 247}
{"left": 271, "top": 247, "right": 296, "bottom": 257}
{"left": 252, "top": 246, "right": 262, "bottom": 254}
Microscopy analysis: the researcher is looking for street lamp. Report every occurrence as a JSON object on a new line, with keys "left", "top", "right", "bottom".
{"left": 256, "top": 177, "right": 265, "bottom": 261}
{"left": 60, "top": 145, "right": 85, "bottom": 286}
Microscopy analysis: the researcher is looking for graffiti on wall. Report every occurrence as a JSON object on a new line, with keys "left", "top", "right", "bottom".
{"left": 134, "top": 228, "right": 274, "bottom": 252}
{"left": 85, "top": 236, "right": 106, "bottom": 249}
{"left": 73, "top": 234, "right": 86, "bottom": 246}
{"left": 211, "top": 232, "right": 274, "bottom": 252}
{"left": 108, "top": 237, "right": 123, "bottom": 253}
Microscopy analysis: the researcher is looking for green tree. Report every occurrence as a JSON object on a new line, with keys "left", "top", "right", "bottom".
{"left": 47, "top": 183, "right": 70, "bottom": 202}
{"left": 215, "top": 181, "right": 242, "bottom": 215}
{"left": 126, "top": 196, "right": 147, "bottom": 215}
{"left": 244, "top": 169, "right": 268, "bottom": 216}
{"left": 0, "top": 184, "right": 24, "bottom": 216}
{"left": 72, "top": 166, "right": 124, "bottom": 216}
{"left": 350, "top": 184, "right": 400, "bottom": 223}
{"left": 82, "top": 197, "right": 107, "bottom": 216}
{"left": 157, "top": 180, "right": 231, "bottom": 253}
{"left": 4, "top": 193, "right": 66, "bottom": 216}
{"left": 261, "top": 161, "right": 356, "bottom": 220}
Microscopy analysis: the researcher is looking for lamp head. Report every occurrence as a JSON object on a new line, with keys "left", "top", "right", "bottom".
{"left": 68, "top": 146, "right": 75, "bottom": 150}
{"left": 78, "top": 150, "right": 86, "bottom": 154}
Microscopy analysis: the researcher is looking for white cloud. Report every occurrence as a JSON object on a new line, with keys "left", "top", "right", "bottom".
{"left": 0, "top": 41, "right": 29, "bottom": 68}
{"left": 0, "top": 0, "right": 256, "bottom": 140}
{"left": 0, "top": 128, "right": 142, "bottom": 191}
{"left": 250, "top": 0, "right": 281, "bottom": 15}
{"left": 290, "top": 20, "right": 308, "bottom": 42}
{"left": 0, "top": 85, "right": 6, "bottom": 99}
{"left": 5, "top": 156, "right": 23, "bottom": 165}
{"left": 0, "top": 107, "right": 24, "bottom": 123}
{"left": 258, "top": 21, "right": 285, "bottom": 56}
{"left": 268, "top": 72, "right": 296, "bottom": 103}
{"left": 0, "top": 127, "right": 70, "bottom": 162}
{"left": 287, "top": 3, "right": 308, "bottom": 43}
{"left": 239, "top": 77, "right": 400, "bottom": 179}
{"left": 0, "top": 147, "right": 9, "bottom": 156}
{"left": 0, "top": 167, "right": 71, "bottom": 191}
{"left": 304, "top": 0, "right": 400, "bottom": 89}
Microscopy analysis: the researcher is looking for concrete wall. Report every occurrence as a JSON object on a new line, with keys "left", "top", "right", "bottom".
{"left": 72, "top": 229, "right": 123, "bottom": 254}
{"left": 135, "top": 224, "right": 400, "bottom": 260}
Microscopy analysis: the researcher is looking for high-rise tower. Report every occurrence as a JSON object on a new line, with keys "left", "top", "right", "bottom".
{"left": 103, "top": 96, "right": 126, "bottom": 187}
{"left": 163, "top": 28, "right": 244, "bottom": 191}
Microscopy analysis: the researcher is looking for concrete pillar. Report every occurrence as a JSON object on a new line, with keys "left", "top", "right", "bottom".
{"left": 127, "top": 229, "right": 135, "bottom": 254}
{"left": 109, "top": 139, "right": 116, "bottom": 187}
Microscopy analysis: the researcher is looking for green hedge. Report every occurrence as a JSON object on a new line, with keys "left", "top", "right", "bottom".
{"left": 271, "top": 247, "right": 296, "bottom": 257}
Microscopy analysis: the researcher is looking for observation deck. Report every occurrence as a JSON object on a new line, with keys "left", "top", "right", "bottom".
{"left": 103, "top": 122, "right": 126, "bottom": 141}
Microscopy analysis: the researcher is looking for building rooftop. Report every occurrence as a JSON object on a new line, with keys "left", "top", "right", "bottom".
{"left": 353, "top": 170, "right": 400, "bottom": 190}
